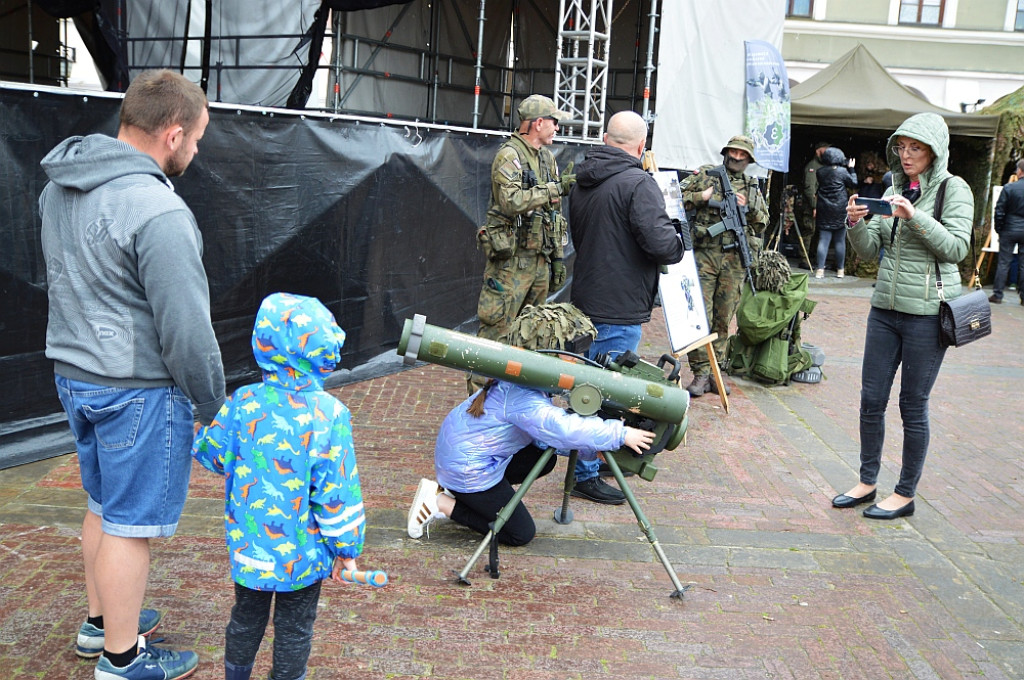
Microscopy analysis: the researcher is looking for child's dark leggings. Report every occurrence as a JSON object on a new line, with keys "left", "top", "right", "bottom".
{"left": 449, "top": 444, "right": 557, "bottom": 546}
{"left": 225, "top": 580, "right": 322, "bottom": 680}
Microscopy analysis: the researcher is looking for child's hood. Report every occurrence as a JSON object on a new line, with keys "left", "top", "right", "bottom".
{"left": 252, "top": 292, "right": 346, "bottom": 391}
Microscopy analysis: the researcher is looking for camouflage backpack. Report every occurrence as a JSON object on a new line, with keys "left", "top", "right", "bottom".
{"left": 504, "top": 303, "right": 596, "bottom": 351}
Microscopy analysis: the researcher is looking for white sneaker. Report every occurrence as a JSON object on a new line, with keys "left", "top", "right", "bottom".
{"left": 408, "top": 478, "right": 443, "bottom": 539}
{"left": 814, "top": 269, "right": 824, "bottom": 279}
{"left": 836, "top": 269, "right": 845, "bottom": 279}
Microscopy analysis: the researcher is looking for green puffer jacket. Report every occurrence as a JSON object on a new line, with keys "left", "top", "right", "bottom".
{"left": 848, "top": 112, "right": 974, "bottom": 316}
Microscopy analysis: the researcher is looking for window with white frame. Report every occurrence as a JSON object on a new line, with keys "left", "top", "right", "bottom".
{"left": 899, "top": 0, "right": 944, "bottom": 25}
{"left": 1016, "top": 0, "right": 1024, "bottom": 30}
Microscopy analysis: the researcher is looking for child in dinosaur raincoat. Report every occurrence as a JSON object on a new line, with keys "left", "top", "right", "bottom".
{"left": 193, "top": 292, "right": 364, "bottom": 680}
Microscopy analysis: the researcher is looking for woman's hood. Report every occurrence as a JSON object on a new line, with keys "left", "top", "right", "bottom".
{"left": 886, "top": 112, "right": 950, "bottom": 184}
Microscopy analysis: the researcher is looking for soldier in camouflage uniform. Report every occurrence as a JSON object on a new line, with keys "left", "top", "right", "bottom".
{"left": 681, "top": 135, "right": 769, "bottom": 397}
{"left": 470, "top": 94, "right": 576, "bottom": 391}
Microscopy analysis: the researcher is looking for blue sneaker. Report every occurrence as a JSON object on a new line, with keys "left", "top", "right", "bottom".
{"left": 94, "top": 636, "right": 198, "bottom": 680}
{"left": 75, "top": 609, "right": 163, "bottom": 659}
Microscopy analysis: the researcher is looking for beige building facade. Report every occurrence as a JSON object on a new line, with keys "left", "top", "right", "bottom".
{"left": 783, "top": 0, "right": 1024, "bottom": 111}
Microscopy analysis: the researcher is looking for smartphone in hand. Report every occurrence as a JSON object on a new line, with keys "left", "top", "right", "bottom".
{"left": 854, "top": 197, "right": 893, "bottom": 216}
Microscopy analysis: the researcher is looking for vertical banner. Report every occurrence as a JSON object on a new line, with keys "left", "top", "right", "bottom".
{"left": 744, "top": 40, "right": 791, "bottom": 172}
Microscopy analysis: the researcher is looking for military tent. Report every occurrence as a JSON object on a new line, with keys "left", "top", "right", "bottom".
{"left": 777, "top": 43, "right": 1000, "bottom": 242}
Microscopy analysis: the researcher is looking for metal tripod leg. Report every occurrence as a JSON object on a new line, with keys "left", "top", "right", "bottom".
{"left": 602, "top": 453, "right": 690, "bottom": 599}
{"left": 454, "top": 446, "right": 557, "bottom": 586}
{"left": 553, "top": 450, "right": 578, "bottom": 524}
{"left": 794, "top": 225, "right": 814, "bottom": 272}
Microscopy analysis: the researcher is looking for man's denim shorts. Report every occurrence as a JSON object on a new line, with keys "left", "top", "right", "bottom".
{"left": 55, "top": 376, "right": 194, "bottom": 538}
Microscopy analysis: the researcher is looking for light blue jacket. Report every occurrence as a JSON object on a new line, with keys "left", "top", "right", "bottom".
{"left": 193, "top": 293, "right": 364, "bottom": 591}
{"left": 435, "top": 381, "right": 626, "bottom": 493}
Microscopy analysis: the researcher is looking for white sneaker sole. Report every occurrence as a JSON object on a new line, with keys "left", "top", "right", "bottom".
{"left": 407, "top": 478, "right": 440, "bottom": 539}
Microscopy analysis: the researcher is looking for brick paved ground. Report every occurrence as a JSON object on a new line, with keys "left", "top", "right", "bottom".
{"left": 2, "top": 276, "right": 1022, "bottom": 679}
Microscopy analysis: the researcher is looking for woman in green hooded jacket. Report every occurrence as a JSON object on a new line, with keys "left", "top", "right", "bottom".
{"left": 831, "top": 112, "right": 974, "bottom": 520}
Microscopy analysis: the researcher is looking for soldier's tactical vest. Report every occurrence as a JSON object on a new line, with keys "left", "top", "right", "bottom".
{"left": 478, "top": 135, "right": 566, "bottom": 261}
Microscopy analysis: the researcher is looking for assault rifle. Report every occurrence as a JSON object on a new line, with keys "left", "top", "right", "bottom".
{"left": 706, "top": 165, "right": 757, "bottom": 293}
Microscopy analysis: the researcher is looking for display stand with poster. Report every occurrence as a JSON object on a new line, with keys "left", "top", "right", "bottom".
{"left": 652, "top": 170, "right": 730, "bottom": 412}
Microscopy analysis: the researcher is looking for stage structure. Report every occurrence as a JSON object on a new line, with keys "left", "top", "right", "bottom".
{"left": 553, "top": 0, "right": 612, "bottom": 140}
{"left": 0, "top": 1, "right": 667, "bottom": 467}
{"left": 6, "top": 1, "right": 661, "bottom": 137}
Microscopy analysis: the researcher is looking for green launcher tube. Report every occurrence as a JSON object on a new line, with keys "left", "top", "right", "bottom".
{"left": 397, "top": 314, "right": 688, "bottom": 428}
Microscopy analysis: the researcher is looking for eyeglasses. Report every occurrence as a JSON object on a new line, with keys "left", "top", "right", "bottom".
{"left": 891, "top": 143, "right": 928, "bottom": 157}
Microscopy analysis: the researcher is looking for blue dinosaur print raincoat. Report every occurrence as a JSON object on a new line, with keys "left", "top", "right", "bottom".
{"left": 193, "top": 292, "right": 364, "bottom": 591}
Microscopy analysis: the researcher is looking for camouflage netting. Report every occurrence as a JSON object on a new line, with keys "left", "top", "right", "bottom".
{"left": 755, "top": 250, "right": 792, "bottom": 294}
{"left": 982, "top": 86, "right": 1024, "bottom": 191}
{"left": 505, "top": 303, "right": 597, "bottom": 351}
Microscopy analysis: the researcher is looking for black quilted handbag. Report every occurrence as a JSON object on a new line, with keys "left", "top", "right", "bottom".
{"left": 930, "top": 177, "right": 991, "bottom": 348}
{"left": 938, "top": 288, "right": 991, "bottom": 347}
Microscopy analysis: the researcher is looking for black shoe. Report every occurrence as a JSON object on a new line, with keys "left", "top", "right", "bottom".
{"left": 988, "top": 294, "right": 1003, "bottom": 304}
{"left": 597, "top": 462, "right": 635, "bottom": 478}
{"left": 571, "top": 478, "right": 626, "bottom": 505}
{"left": 863, "top": 500, "right": 915, "bottom": 520}
{"left": 831, "top": 490, "right": 876, "bottom": 508}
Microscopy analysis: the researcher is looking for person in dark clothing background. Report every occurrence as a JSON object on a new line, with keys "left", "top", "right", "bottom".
{"left": 989, "top": 159, "right": 1024, "bottom": 305}
{"left": 814, "top": 146, "right": 857, "bottom": 278}
{"left": 568, "top": 110, "right": 684, "bottom": 504}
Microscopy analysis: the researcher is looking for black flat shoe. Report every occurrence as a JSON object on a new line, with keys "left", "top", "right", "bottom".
{"left": 831, "top": 490, "right": 876, "bottom": 508}
{"left": 863, "top": 500, "right": 915, "bottom": 520}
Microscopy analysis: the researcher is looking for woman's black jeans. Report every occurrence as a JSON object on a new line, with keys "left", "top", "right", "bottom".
{"left": 450, "top": 444, "right": 557, "bottom": 546}
{"left": 224, "top": 580, "right": 322, "bottom": 680}
{"left": 859, "top": 306, "right": 948, "bottom": 497}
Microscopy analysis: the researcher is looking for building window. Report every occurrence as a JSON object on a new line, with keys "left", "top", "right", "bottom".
{"left": 1016, "top": 0, "right": 1024, "bottom": 30}
{"left": 787, "top": 0, "right": 813, "bottom": 17}
{"left": 899, "top": 0, "right": 944, "bottom": 25}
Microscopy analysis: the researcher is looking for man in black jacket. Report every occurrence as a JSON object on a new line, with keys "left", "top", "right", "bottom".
{"left": 989, "top": 159, "right": 1024, "bottom": 305}
{"left": 568, "top": 110, "right": 684, "bottom": 504}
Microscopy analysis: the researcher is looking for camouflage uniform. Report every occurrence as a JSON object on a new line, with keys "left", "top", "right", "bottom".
{"left": 797, "top": 146, "right": 827, "bottom": 244}
{"left": 475, "top": 97, "right": 570, "bottom": 344}
{"left": 682, "top": 139, "right": 769, "bottom": 378}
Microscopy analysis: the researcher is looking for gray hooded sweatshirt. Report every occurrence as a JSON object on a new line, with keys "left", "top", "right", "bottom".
{"left": 848, "top": 112, "right": 975, "bottom": 316}
{"left": 40, "top": 134, "right": 225, "bottom": 424}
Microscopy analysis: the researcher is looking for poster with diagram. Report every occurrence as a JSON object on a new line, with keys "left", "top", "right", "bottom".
{"left": 653, "top": 171, "right": 710, "bottom": 353}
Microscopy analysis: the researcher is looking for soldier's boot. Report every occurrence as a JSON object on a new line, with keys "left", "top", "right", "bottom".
{"left": 686, "top": 374, "right": 711, "bottom": 398}
{"left": 708, "top": 376, "right": 731, "bottom": 396}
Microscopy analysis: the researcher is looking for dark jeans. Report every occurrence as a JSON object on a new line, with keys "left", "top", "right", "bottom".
{"left": 859, "top": 307, "right": 948, "bottom": 498}
{"left": 450, "top": 444, "right": 557, "bottom": 546}
{"left": 991, "top": 230, "right": 1024, "bottom": 299}
{"left": 225, "top": 580, "right": 322, "bottom": 680}
{"left": 815, "top": 227, "right": 847, "bottom": 271}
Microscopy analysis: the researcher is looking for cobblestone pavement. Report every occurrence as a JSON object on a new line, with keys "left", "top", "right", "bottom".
{"left": 2, "top": 276, "right": 1022, "bottom": 680}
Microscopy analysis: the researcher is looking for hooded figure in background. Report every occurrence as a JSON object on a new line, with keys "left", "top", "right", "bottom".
{"left": 814, "top": 146, "right": 858, "bottom": 278}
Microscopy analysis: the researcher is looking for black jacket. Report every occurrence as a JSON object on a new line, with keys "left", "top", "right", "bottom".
{"left": 815, "top": 164, "right": 858, "bottom": 231}
{"left": 569, "top": 146, "right": 683, "bottom": 325}
{"left": 995, "top": 179, "right": 1024, "bottom": 234}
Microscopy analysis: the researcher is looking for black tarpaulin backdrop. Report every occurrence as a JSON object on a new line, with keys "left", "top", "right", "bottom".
{"left": 0, "top": 84, "right": 585, "bottom": 468}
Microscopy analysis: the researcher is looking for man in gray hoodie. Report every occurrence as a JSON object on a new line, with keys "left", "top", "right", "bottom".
{"left": 40, "top": 69, "right": 225, "bottom": 680}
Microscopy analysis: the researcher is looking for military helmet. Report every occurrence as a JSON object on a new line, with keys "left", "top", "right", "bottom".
{"left": 518, "top": 94, "right": 571, "bottom": 122}
{"left": 504, "top": 303, "right": 596, "bottom": 352}
{"left": 721, "top": 135, "right": 757, "bottom": 164}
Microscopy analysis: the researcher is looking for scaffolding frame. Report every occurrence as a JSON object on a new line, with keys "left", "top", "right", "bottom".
{"left": 553, "top": 0, "right": 613, "bottom": 141}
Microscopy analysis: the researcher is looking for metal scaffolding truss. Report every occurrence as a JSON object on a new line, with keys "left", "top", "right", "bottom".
{"left": 553, "top": 0, "right": 613, "bottom": 141}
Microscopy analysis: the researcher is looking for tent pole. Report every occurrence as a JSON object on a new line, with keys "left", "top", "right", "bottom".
{"left": 641, "top": 0, "right": 658, "bottom": 122}
{"left": 472, "top": 0, "right": 486, "bottom": 128}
